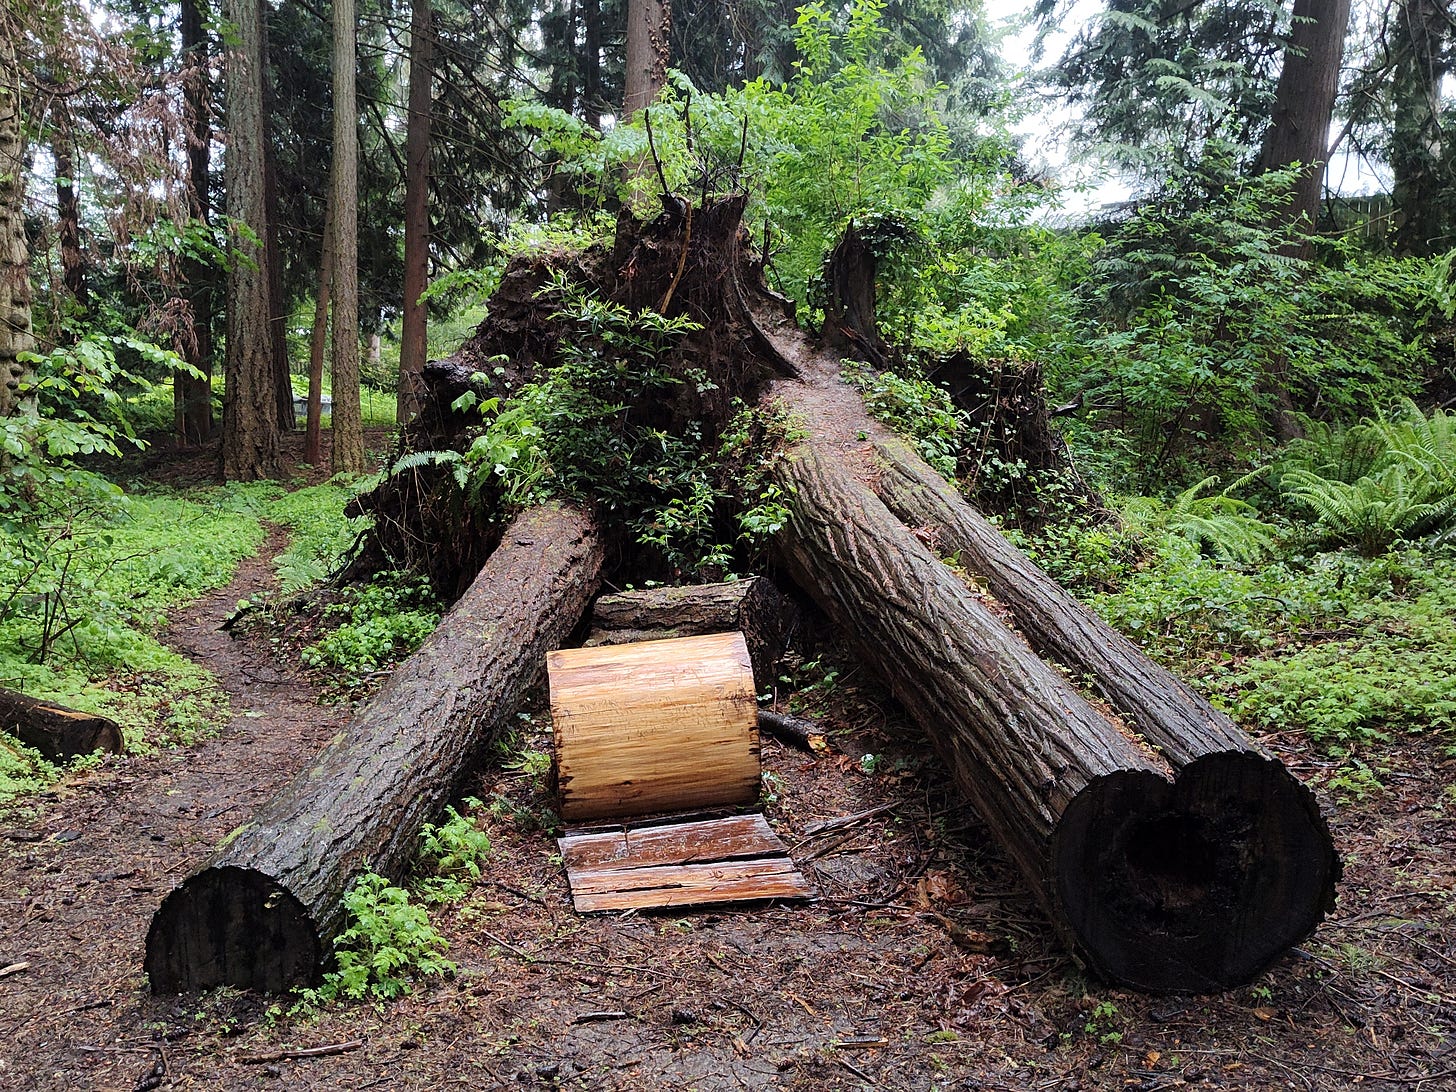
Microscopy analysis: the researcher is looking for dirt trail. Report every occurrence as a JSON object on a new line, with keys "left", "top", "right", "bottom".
{"left": 0, "top": 517, "right": 1453, "bottom": 1090}
{"left": 0, "top": 531, "right": 350, "bottom": 1092}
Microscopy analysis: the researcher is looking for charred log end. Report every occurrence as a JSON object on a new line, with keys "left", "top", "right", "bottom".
{"left": 145, "top": 866, "right": 320, "bottom": 995}
{"left": 1053, "top": 752, "right": 1339, "bottom": 992}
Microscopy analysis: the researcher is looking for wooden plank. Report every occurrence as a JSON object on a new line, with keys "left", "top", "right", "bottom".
{"left": 558, "top": 813, "right": 814, "bottom": 912}
{"left": 548, "top": 632, "right": 760, "bottom": 821}
{"left": 570, "top": 862, "right": 813, "bottom": 912}
{"left": 559, "top": 814, "right": 784, "bottom": 871}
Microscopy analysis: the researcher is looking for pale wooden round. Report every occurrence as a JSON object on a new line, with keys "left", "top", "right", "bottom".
{"left": 548, "top": 631, "right": 760, "bottom": 822}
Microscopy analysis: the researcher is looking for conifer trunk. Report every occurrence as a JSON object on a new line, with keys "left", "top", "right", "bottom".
{"left": 330, "top": 0, "right": 364, "bottom": 473}
{"left": 220, "top": 0, "right": 280, "bottom": 480}
{"left": 397, "top": 0, "right": 432, "bottom": 426}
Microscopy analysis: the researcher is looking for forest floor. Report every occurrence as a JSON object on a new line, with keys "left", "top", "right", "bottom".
{"left": 1, "top": 439, "right": 1455, "bottom": 1091}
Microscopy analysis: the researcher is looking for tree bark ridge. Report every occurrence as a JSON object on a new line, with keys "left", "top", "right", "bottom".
{"left": 146, "top": 503, "right": 603, "bottom": 993}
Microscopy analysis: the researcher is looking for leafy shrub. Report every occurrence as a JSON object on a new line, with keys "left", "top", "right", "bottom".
{"left": 1056, "top": 173, "right": 1441, "bottom": 480}
{"left": 303, "top": 872, "right": 455, "bottom": 1004}
{"left": 301, "top": 574, "right": 441, "bottom": 686}
{"left": 415, "top": 800, "right": 492, "bottom": 905}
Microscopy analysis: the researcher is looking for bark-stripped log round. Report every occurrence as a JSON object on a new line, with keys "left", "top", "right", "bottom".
{"left": 549, "top": 632, "right": 761, "bottom": 822}
{"left": 145, "top": 503, "right": 603, "bottom": 994}
{"left": 774, "top": 443, "right": 1337, "bottom": 991}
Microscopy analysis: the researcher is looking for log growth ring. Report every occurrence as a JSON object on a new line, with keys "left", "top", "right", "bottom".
{"left": 1053, "top": 751, "right": 1339, "bottom": 992}
{"left": 144, "top": 866, "right": 319, "bottom": 994}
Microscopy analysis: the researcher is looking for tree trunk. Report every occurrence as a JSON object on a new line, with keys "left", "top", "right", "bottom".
{"left": 174, "top": 0, "right": 215, "bottom": 447}
{"left": 623, "top": 0, "right": 671, "bottom": 117}
{"left": 582, "top": 0, "right": 602, "bottom": 129}
{"left": 869, "top": 435, "right": 1269, "bottom": 765}
{"left": 0, "top": 687, "right": 123, "bottom": 763}
{"left": 1389, "top": 0, "right": 1450, "bottom": 256}
{"left": 584, "top": 577, "right": 796, "bottom": 690}
{"left": 0, "top": 31, "right": 34, "bottom": 419}
{"left": 261, "top": 20, "right": 296, "bottom": 433}
{"left": 51, "top": 105, "right": 87, "bottom": 316}
{"left": 145, "top": 502, "right": 604, "bottom": 994}
{"left": 220, "top": 0, "right": 280, "bottom": 480}
{"left": 330, "top": 0, "right": 364, "bottom": 474}
{"left": 304, "top": 200, "right": 334, "bottom": 466}
{"left": 1257, "top": 0, "right": 1353, "bottom": 250}
{"left": 397, "top": 0, "right": 432, "bottom": 427}
{"left": 772, "top": 440, "right": 1338, "bottom": 991}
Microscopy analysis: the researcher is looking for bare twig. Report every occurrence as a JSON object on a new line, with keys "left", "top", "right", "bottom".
{"left": 238, "top": 1039, "right": 364, "bottom": 1064}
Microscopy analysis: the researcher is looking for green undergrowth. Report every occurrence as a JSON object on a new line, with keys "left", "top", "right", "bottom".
{"left": 300, "top": 572, "right": 441, "bottom": 690}
{"left": 1018, "top": 496, "right": 1456, "bottom": 794}
{"left": 0, "top": 478, "right": 365, "bottom": 802}
{"left": 291, "top": 801, "right": 491, "bottom": 1008}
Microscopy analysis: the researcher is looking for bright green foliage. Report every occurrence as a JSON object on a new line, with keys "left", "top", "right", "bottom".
{"left": 415, "top": 800, "right": 493, "bottom": 905}
{"left": 1278, "top": 402, "right": 1456, "bottom": 555}
{"left": 304, "top": 872, "right": 455, "bottom": 1004}
{"left": 507, "top": 0, "right": 981, "bottom": 313}
{"left": 1213, "top": 551, "right": 1456, "bottom": 757}
{"left": 1057, "top": 171, "right": 1442, "bottom": 481}
{"left": 300, "top": 574, "right": 441, "bottom": 687}
{"left": 1119, "top": 473, "right": 1275, "bottom": 563}
{"left": 265, "top": 482, "right": 370, "bottom": 594}
{"left": 843, "top": 360, "right": 969, "bottom": 477}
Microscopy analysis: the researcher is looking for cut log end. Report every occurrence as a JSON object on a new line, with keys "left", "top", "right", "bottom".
{"left": 145, "top": 866, "right": 320, "bottom": 994}
{"left": 1053, "top": 752, "right": 1339, "bottom": 992}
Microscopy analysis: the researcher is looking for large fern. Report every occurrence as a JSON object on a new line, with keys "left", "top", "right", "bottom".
{"left": 1121, "top": 470, "right": 1276, "bottom": 563}
{"left": 1282, "top": 465, "right": 1449, "bottom": 557}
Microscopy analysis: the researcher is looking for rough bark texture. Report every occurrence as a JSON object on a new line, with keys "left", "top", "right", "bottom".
{"left": 51, "top": 108, "right": 87, "bottom": 313}
{"left": 773, "top": 440, "right": 1338, "bottom": 990}
{"left": 304, "top": 201, "right": 334, "bottom": 466}
{"left": 870, "top": 436, "right": 1262, "bottom": 765}
{"left": 397, "top": 0, "right": 432, "bottom": 426}
{"left": 174, "top": 0, "right": 215, "bottom": 447}
{"left": 1258, "top": 0, "right": 1353, "bottom": 247}
{"left": 145, "top": 503, "right": 604, "bottom": 994}
{"left": 219, "top": 0, "right": 280, "bottom": 480}
{"left": 0, "top": 33, "right": 33, "bottom": 419}
{"left": 329, "top": 0, "right": 364, "bottom": 474}
{"left": 623, "top": 0, "right": 671, "bottom": 116}
{"left": 584, "top": 577, "right": 797, "bottom": 689}
{"left": 748, "top": 273, "right": 1338, "bottom": 990}
{"left": 0, "top": 688, "right": 123, "bottom": 763}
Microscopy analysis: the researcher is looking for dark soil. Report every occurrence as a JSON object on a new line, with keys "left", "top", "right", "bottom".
{"left": 2, "top": 447, "right": 1454, "bottom": 1091}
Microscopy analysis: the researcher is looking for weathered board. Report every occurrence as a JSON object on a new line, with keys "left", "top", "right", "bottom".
{"left": 548, "top": 632, "right": 760, "bottom": 822}
{"left": 558, "top": 814, "right": 813, "bottom": 912}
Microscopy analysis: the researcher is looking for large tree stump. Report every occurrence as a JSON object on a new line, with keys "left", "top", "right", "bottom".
{"left": 145, "top": 503, "right": 604, "bottom": 994}
{"left": 0, "top": 687, "right": 123, "bottom": 762}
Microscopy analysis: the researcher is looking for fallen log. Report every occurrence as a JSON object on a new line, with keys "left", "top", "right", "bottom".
{"left": 772, "top": 442, "right": 1336, "bottom": 991}
{"left": 869, "top": 436, "right": 1261, "bottom": 763}
{"left": 583, "top": 577, "right": 797, "bottom": 688}
{"left": 0, "top": 687, "right": 123, "bottom": 762}
{"left": 145, "top": 502, "right": 603, "bottom": 994}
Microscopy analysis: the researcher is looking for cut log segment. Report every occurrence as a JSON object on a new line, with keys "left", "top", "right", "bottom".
{"left": 549, "top": 632, "right": 760, "bottom": 822}
{"left": 0, "top": 687, "right": 123, "bottom": 762}
{"left": 772, "top": 440, "right": 1338, "bottom": 991}
{"left": 558, "top": 813, "right": 812, "bottom": 912}
{"left": 145, "top": 503, "right": 603, "bottom": 994}
{"left": 584, "top": 577, "right": 797, "bottom": 689}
